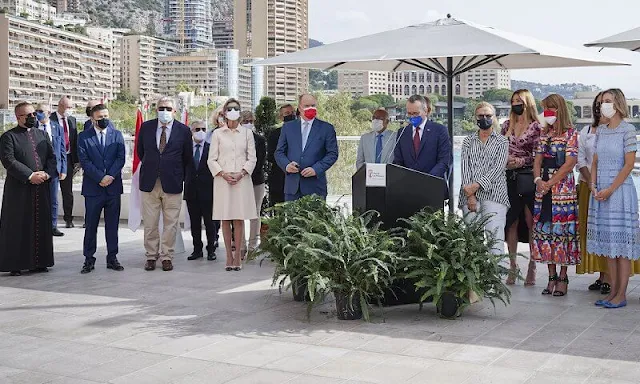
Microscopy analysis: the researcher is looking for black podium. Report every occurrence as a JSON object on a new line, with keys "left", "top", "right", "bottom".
{"left": 352, "top": 163, "right": 446, "bottom": 305}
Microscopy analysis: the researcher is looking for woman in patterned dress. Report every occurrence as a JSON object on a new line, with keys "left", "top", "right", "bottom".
{"left": 587, "top": 89, "right": 640, "bottom": 309}
{"left": 501, "top": 89, "right": 542, "bottom": 285}
{"left": 532, "top": 94, "right": 580, "bottom": 297}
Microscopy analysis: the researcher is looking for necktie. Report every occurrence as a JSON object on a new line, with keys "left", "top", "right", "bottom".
{"left": 99, "top": 131, "right": 104, "bottom": 149}
{"left": 193, "top": 144, "right": 201, "bottom": 166}
{"left": 302, "top": 121, "right": 310, "bottom": 150}
{"left": 159, "top": 126, "right": 167, "bottom": 153}
{"left": 62, "top": 117, "right": 70, "bottom": 152}
{"left": 413, "top": 127, "right": 421, "bottom": 154}
{"left": 375, "top": 133, "right": 383, "bottom": 163}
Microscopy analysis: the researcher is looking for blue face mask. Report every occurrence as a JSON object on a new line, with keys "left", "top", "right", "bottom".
{"left": 409, "top": 116, "right": 423, "bottom": 127}
{"left": 36, "top": 111, "right": 46, "bottom": 122}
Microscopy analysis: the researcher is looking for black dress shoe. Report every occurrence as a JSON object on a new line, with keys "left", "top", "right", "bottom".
{"left": 81, "top": 261, "right": 95, "bottom": 274}
{"left": 9, "top": 271, "right": 21, "bottom": 276}
{"left": 52, "top": 228, "right": 64, "bottom": 237}
{"left": 188, "top": 251, "right": 203, "bottom": 261}
{"left": 29, "top": 267, "right": 48, "bottom": 273}
{"left": 65, "top": 221, "right": 75, "bottom": 228}
{"left": 107, "top": 260, "right": 124, "bottom": 271}
{"left": 207, "top": 250, "right": 217, "bottom": 261}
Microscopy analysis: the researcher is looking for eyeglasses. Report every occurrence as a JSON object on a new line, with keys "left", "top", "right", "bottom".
{"left": 226, "top": 106, "right": 240, "bottom": 112}
{"left": 193, "top": 127, "right": 206, "bottom": 132}
{"left": 241, "top": 120, "right": 254, "bottom": 124}
{"left": 476, "top": 114, "right": 493, "bottom": 119}
{"left": 158, "top": 107, "right": 173, "bottom": 112}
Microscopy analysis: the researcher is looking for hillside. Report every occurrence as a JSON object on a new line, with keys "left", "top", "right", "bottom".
{"left": 511, "top": 80, "right": 599, "bottom": 100}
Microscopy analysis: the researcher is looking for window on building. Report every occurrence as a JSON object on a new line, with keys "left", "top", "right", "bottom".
{"left": 455, "top": 75, "right": 461, "bottom": 81}
{"left": 426, "top": 73, "right": 432, "bottom": 82}
{"left": 419, "top": 85, "right": 424, "bottom": 94}
{"left": 419, "top": 73, "right": 425, "bottom": 82}
{"left": 404, "top": 85, "right": 409, "bottom": 95}
{"left": 427, "top": 85, "right": 432, "bottom": 94}
{"left": 411, "top": 85, "right": 417, "bottom": 94}
{"left": 455, "top": 84, "right": 461, "bottom": 95}
{"left": 434, "top": 85, "right": 440, "bottom": 94}
{"left": 411, "top": 72, "right": 417, "bottom": 82}
{"left": 404, "top": 73, "right": 410, "bottom": 82}
{"left": 441, "top": 85, "right": 447, "bottom": 96}
{"left": 583, "top": 106, "right": 592, "bottom": 119}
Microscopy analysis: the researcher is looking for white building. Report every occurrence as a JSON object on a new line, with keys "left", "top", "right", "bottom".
{"left": 164, "top": 0, "right": 213, "bottom": 49}
{"left": 86, "top": 27, "right": 130, "bottom": 98}
{"left": 239, "top": 57, "right": 264, "bottom": 111}
{"left": 572, "top": 91, "right": 640, "bottom": 125}
{"left": 217, "top": 49, "right": 239, "bottom": 98}
{"left": 0, "top": 0, "right": 56, "bottom": 20}
{"left": 158, "top": 49, "right": 219, "bottom": 96}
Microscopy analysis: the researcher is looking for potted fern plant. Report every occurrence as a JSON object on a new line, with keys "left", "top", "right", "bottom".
{"left": 398, "top": 209, "right": 512, "bottom": 318}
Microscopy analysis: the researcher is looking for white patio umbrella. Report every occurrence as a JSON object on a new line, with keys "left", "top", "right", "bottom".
{"left": 252, "top": 14, "right": 629, "bottom": 210}
{"left": 585, "top": 27, "right": 640, "bottom": 51}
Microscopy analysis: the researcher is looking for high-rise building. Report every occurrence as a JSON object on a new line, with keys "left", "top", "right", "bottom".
{"left": 465, "top": 69, "right": 511, "bottom": 98}
{"left": 158, "top": 49, "right": 218, "bottom": 96}
{"left": 239, "top": 57, "right": 264, "bottom": 111}
{"left": 121, "top": 35, "right": 180, "bottom": 99}
{"left": 0, "top": 14, "right": 112, "bottom": 109}
{"left": 234, "top": 0, "right": 308, "bottom": 104}
{"left": 164, "top": 0, "right": 213, "bottom": 50}
{"left": 212, "top": 17, "right": 234, "bottom": 49}
{"left": 86, "top": 27, "right": 130, "bottom": 98}
{"left": 47, "top": 0, "right": 66, "bottom": 12}
{"left": 1, "top": 0, "right": 57, "bottom": 20}
{"left": 217, "top": 49, "right": 239, "bottom": 98}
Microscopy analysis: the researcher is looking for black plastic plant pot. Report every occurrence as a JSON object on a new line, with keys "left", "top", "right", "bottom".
{"left": 334, "top": 291, "right": 363, "bottom": 320}
{"left": 439, "top": 292, "right": 461, "bottom": 319}
{"left": 291, "top": 279, "right": 310, "bottom": 302}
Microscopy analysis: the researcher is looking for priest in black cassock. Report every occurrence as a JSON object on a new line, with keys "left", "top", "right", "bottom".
{"left": 0, "top": 102, "right": 57, "bottom": 276}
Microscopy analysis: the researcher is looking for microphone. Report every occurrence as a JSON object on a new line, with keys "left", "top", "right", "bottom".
{"left": 383, "top": 122, "right": 410, "bottom": 164}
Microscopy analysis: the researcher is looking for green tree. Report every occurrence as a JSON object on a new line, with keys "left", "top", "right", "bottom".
{"left": 353, "top": 108, "right": 372, "bottom": 123}
{"left": 566, "top": 100, "right": 578, "bottom": 124}
{"left": 481, "top": 88, "right": 513, "bottom": 102}
{"left": 352, "top": 98, "right": 378, "bottom": 112}
{"left": 316, "top": 92, "right": 367, "bottom": 136}
{"left": 116, "top": 88, "right": 138, "bottom": 104}
{"left": 106, "top": 100, "right": 137, "bottom": 134}
{"left": 255, "top": 96, "right": 277, "bottom": 135}
{"left": 175, "top": 82, "right": 193, "bottom": 93}
{"left": 219, "top": 88, "right": 229, "bottom": 97}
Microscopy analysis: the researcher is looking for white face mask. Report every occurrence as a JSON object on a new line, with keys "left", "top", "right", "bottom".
{"left": 544, "top": 116, "right": 557, "bottom": 126}
{"left": 601, "top": 103, "right": 616, "bottom": 119}
{"left": 158, "top": 110, "right": 173, "bottom": 124}
{"left": 63, "top": 108, "right": 73, "bottom": 118}
{"left": 226, "top": 110, "right": 240, "bottom": 121}
{"left": 193, "top": 131, "right": 207, "bottom": 142}
{"left": 242, "top": 123, "right": 255, "bottom": 132}
{"left": 371, "top": 119, "right": 384, "bottom": 133}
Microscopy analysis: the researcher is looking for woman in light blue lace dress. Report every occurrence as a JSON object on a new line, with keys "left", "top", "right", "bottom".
{"left": 587, "top": 88, "right": 640, "bottom": 309}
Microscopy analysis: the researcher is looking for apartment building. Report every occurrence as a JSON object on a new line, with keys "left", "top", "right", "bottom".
{"left": 158, "top": 49, "right": 219, "bottom": 96}
{"left": 239, "top": 57, "right": 264, "bottom": 111}
{"left": 86, "top": 27, "right": 129, "bottom": 98}
{"left": 217, "top": 49, "right": 239, "bottom": 98}
{"left": 465, "top": 69, "right": 511, "bottom": 98}
{"left": 164, "top": 0, "right": 213, "bottom": 49}
{"left": 234, "top": 0, "right": 308, "bottom": 104}
{"left": 337, "top": 71, "right": 388, "bottom": 97}
{"left": 0, "top": 0, "right": 56, "bottom": 20}
{"left": 212, "top": 17, "right": 234, "bottom": 49}
{"left": 0, "top": 14, "right": 112, "bottom": 109}
{"left": 121, "top": 34, "right": 180, "bottom": 99}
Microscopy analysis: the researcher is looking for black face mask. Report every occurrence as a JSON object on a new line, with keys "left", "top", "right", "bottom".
{"left": 283, "top": 114, "right": 296, "bottom": 122}
{"left": 477, "top": 118, "right": 493, "bottom": 130}
{"left": 25, "top": 115, "right": 37, "bottom": 129}
{"left": 511, "top": 104, "right": 525, "bottom": 116}
{"left": 86, "top": 107, "right": 92, "bottom": 117}
{"left": 96, "top": 118, "right": 110, "bottom": 130}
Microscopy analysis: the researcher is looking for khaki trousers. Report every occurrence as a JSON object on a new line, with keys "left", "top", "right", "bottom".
{"left": 142, "top": 179, "right": 182, "bottom": 261}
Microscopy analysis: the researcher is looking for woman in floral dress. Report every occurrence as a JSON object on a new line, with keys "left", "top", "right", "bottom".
{"left": 588, "top": 88, "right": 640, "bottom": 309}
{"left": 532, "top": 94, "right": 580, "bottom": 297}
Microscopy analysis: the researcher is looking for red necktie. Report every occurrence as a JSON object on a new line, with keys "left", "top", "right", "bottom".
{"left": 62, "top": 117, "right": 70, "bottom": 152}
{"left": 413, "top": 127, "right": 421, "bottom": 154}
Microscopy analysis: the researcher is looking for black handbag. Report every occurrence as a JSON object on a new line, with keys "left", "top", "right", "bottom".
{"left": 515, "top": 167, "right": 535, "bottom": 196}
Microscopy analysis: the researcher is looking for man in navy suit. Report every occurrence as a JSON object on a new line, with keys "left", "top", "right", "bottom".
{"left": 393, "top": 95, "right": 452, "bottom": 195}
{"left": 35, "top": 103, "right": 67, "bottom": 237}
{"left": 184, "top": 120, "right": 218, "bottom": 261}
{"left": 275, "top": 94, "right": 339, "bottom": 201}
{"left": 137, "top": 97, "right": 192, "bottom": 272}
{"left": 77, "top": 104, "right": 126, "bottom": 274}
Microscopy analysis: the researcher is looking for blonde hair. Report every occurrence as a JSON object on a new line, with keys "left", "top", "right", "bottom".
{"left": 602, "top": 88, "right": 629, "bottom": 118}
{"left": 541, "top": 93, "right": 573, "bottom": 135}
{"left": 474, "top": 101, "right": 499, "bottom": 131}
{"left": 506, "top": 89, "right": 539, "bottom": 135}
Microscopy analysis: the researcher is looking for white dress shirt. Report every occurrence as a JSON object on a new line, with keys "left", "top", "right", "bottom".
{"left": 39, "top": 122, "right": 52, "bottom": 141}
{"left": 156, "top": 120, "right": 174, "bottom": 149}
{"left": 95, "top": 126, "right": 108, "bottom": 147}
{"left": 577, "top": 125, "right": 597, "bottom": 183}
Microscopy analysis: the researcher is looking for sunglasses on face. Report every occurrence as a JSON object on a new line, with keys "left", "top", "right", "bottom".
{"left": 226, "top": 106, "right": 240, "bottom": 112}
{"left": 19, "top": 112, "right": 36, "bottom": 117}
{"left": 158, "top": 107, "right": 173, "bottom": 112}
{"left": 193, "top": 127, "right": 206, "bottom": 132}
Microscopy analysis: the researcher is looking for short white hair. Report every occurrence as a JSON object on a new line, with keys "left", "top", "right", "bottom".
{"left": 190, "top": 119, "right": 205, "bottom": 128}
{"left": 157, "top": 96, "right": 175, "bottom": 107}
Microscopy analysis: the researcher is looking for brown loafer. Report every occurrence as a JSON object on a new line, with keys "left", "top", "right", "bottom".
{"left": 144, "top": 260, "right": 156, "bottom": 271}
{"left": 162, "top": 260, "right": 173, "bottom": 271}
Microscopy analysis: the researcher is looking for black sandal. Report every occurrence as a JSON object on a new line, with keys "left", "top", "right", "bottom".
{"left": 542, "top": 274, "right": 558, "bottom": 295}
{"left": 553, "top": 276, "right": 569, "bottom": 296}
{"left": 600, "top": 282, "right": 611, "bottom": 295}
{"left": 588, "top": 279, "right": 602, "bottom": 291}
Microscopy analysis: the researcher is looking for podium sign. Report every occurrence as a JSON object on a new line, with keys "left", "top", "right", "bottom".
{"left": 365, "top": 163, "right": 386, "bottom": 187}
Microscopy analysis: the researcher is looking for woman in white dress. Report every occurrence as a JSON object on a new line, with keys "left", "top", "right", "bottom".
{"left": 207, "top": 99, "right": 258, "bottom": 271}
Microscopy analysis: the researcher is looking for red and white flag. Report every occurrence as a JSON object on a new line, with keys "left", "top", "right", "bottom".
{"left": 181, "top": 108, "right": 189, "bottom": 125}
{"left": 128, "top": 108, "right": 144, "bottom": 231}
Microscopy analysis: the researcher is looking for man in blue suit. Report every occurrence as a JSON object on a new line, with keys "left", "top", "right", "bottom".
{"left": 275, "top": 94, "right": 339, "bottom": 201}
{"left": 137, "top": 97, "right": 193, "bottom": 272}
{"left": 35, "top": 103, "right": 67, "bottom": 237}
{"left": 393, "top": 95, "right": 452, "bottom": 196}
{"left": 77, "top": 104, "right": 126, "bottom": 274}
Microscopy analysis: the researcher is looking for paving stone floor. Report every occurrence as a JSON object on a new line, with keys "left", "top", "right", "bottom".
{"left": 2, "top": 225, "right": 640, "bottom": 384}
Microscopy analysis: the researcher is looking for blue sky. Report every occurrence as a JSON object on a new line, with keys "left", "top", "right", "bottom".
{"left": 309, "top": 0, "right": 640, "bottom": 97}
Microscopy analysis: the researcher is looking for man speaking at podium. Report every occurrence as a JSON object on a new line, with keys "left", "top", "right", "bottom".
{"left": 393, "top": 95, "right": 451, "bottom": 194}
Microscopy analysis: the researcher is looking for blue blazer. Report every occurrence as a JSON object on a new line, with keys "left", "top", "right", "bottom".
{"left": 136, "top": 119, "right": 192, "bottom": 194}
{"left": 393, "top": 121, "right": 452, "bottom": 192}
{"left": 49, "top": 120, "right": 67, "bottom": 177}
{"left": 78, "top": 127, "right": 125, "bottom": 197}
{"left": 275, "top": 118, "right": 339, "bottom": 198}
{"left": 183, "top": 142, "right": 213, "bottom": 201}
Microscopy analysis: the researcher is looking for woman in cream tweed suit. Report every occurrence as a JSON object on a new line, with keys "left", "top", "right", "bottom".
{"left": 208, "top": 99, "right": 257, "bottom": 271}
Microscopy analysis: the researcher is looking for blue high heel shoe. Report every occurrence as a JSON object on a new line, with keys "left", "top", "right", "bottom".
{"left": 604, "top": 300, "right": 627, "bottom": 309}
{"left": 595, "top": 299, "right": 609, "bottom": 306}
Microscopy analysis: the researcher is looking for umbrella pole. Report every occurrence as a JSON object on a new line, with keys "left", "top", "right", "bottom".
{"left": 447, "top": 57, "right": 455, "bottom": 214}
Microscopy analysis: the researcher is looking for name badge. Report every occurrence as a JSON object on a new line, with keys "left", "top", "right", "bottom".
{"left": 366, "top": 163, "right": 386, "bottom": 187}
